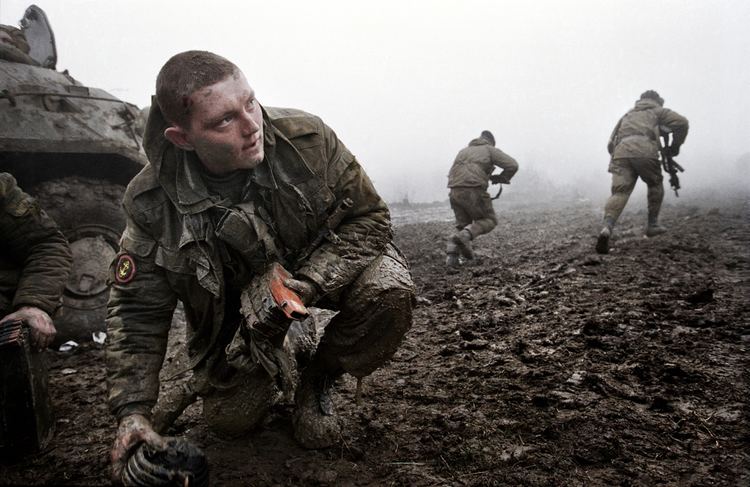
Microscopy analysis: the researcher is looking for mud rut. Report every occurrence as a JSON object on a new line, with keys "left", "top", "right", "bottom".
{"left": 1, "top": 196, "right": 748, "bottom": 486}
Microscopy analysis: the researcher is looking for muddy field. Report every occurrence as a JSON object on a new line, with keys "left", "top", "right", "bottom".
{"left": 1, "top": 194, "right": 748, "bottom": 486}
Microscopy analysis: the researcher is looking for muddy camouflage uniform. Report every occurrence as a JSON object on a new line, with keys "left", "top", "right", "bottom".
{"left": 447, "top": 135, "right": 518, "bottom": 256}
{"left": 106, "top": 104, "right": 414, "bottom": 431}
{"left": 604, "top": 97, "right": 689, "bottom": 227}
{"left": 0, "top": 172, "right": 72, "bottom": 318}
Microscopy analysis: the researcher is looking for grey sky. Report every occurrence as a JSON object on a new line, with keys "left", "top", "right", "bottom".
{"left": 2, "top": 0, "right": 748, "bottom": 201}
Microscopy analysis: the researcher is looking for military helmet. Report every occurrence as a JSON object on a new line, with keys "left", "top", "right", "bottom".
{"left": 480, "top": 130, "right": 495, "bottom": 146}
{"left": 640, "top": 90, "right": 664, "bottom": 106}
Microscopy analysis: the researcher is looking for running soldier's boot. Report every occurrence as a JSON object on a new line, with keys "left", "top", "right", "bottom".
{"left": 293, "top": 367, "right": 342, "bottom": 449}
{"left": 595, "top": 217, "right": 615, "bottom": 254}
{"left": 451, "top": 229, "right": 474, "bottom": 260}
{"left": 645, "top": 214, "right": 667, "bottom": 237}
{"left": 445, "top": 240, "right": 460, "bottom": 267}
{"left": 645, "top": 224, "right": 667, "bottom": 237}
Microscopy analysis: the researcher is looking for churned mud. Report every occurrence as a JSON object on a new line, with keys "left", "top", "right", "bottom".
{"left": 1, "top": 194, "right": 748, "bottom": 486}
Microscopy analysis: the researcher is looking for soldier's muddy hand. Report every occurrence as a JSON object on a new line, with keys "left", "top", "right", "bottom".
{"left": 111, "top": 413, "right": 166, "bottom": 485}
{"left": 283, "top": 277, "right": 319, "bottom": 306}
{"left": 2, "top": 306, "right": 56, "bottom": 350}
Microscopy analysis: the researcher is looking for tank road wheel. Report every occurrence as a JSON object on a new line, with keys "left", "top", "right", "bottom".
{"left": 30, "top": 177, "right": 126, "bottom": 343}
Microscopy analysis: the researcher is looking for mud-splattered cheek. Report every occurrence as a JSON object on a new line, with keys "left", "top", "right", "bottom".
{"left": 193, "top": 138, "right": 238, "bottom": 167}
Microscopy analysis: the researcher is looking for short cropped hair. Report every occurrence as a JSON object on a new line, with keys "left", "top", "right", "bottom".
{"left": 156, "top": 50, "right": 238, "bottom": 127}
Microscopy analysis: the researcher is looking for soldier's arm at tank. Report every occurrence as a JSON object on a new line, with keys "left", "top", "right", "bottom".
{"left": 0, "top": 173, "right": 72, "bottom": 317}
{"left": 106, "top": 217, "right": 178, "bottom": 421}
{"left": 489, "top": 147, "right": 519, "bottom": 183}
{"left": 295, "top": 121, "right": 392, "bottom": 297}
{"left": 658, "top": 108, "right": 689, "bottom": 150}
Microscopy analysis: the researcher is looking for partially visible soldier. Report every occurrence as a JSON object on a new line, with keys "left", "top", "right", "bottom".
{"left": 446, "top": 130, "right": 518, "bottom": 266}
{"left": 106, "top": 51, "right": 415, "bottom": 481}
{"left": 0, "top": 24, "right": 35, "bottom": 66}
{"left": 0, "top": 172, "right": 72, "bottom": 350}
{"left": 596, "top": 90, "right": 689, "bottom": 254}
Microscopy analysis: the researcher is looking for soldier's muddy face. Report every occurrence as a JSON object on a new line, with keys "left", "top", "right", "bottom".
{"left": 165, "top": 71, "right": 264, "bottom": 175}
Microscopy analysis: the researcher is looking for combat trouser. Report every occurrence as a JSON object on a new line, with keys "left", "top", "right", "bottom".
{"left": 449, "top": 187, "right": 497, "bottom": 237}
{"left": 201, "top": 243, "right": 414, "bottom": 436}
{"left": 604, "top": 157, "right": 664, "bottom": 224}
{"left": 312, "top": 243, "right": 414, "bottom": 378}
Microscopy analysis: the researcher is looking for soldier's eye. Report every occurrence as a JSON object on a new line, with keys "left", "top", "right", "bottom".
{"left": 217, "top": 115, "right": 233, "bottom": 127}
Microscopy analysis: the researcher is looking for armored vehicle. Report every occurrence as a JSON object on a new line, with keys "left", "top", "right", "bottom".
{"left": 0, "top": 6, "right": 147, "bottom": 341}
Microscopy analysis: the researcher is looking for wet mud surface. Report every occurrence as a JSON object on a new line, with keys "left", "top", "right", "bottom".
{"left": 2, "top": 195, "right": 748, "bottom": 486}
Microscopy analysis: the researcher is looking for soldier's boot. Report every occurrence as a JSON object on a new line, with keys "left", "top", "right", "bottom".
{"left": 445, "top": 240, "right": 460, "bottom": 267}
{"left": 595, "top": 217, "right": 615, "bottom": 254}
{"left": 645, "top": 221, "right": 667, "bottom": 237}
{"left": 451, "top": 228, "right": 474, "bottom": 260}
{"left": 292, "top": 364, "right": 342, "bottom": 449}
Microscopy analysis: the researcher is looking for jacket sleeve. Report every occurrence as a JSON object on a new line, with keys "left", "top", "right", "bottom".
{"left": 106, "top": 214, "right": 177, "bottom": 420}
{"left": 658, "top": 108, "right": 689, "bottom": 148}
{"left": 0, "top": 173, "right": 72, "bottom": 316}
{"left": 489, "top": 147, "right": 519, "bottom": 183}
{"left": 295, "top": 122, "right": 392, "bottom": 296}
{"left": 607, "top": 118, "right": 623, "bottom": 155}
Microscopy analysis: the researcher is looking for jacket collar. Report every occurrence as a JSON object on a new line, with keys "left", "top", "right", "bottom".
{"left": 468, "top": 137, "right": 490, "bottom": 147}
{"left": 633, "top": 98, "right": 661, "bottom": 111}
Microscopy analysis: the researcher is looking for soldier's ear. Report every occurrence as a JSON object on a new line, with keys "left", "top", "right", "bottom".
{"left": 164, "top": 126, "right": 194, "bottom": 151}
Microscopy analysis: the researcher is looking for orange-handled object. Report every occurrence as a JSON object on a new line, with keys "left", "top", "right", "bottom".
{"left": 268, "top": 263, "right": 309, "bottom": 321}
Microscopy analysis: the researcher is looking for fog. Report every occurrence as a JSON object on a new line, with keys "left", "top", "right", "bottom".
{"left": 2, "top": 0, "right": 748, "bottom": 203}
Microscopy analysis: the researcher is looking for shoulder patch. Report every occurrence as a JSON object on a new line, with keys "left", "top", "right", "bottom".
{"left": 115, "top": 254, "right": 136, "bottom": 284}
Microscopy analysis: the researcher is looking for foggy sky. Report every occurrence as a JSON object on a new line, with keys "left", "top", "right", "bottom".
{"left": 2, "top": 0, "right": 748, "bottom": 202}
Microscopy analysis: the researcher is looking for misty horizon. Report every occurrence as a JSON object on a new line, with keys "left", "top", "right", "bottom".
{"left": 1, "top": 0, "right": 748, "bottom": 203}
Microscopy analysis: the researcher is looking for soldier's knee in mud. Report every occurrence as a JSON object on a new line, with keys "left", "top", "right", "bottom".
{"left": 318, "top": 287, "right": 414, "bottom": 379}
{"left": 349, "top": 288, "right": 414, "bottom": 378}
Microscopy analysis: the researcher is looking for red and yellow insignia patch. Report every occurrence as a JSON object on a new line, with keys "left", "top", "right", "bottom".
{"left": 115, "top": 254, "right": 136, "bottom": 284}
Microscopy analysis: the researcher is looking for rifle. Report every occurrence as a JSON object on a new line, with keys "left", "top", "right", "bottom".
{"left": 659, "top": 132, "right": 685, "bottom": 197}
{"left": 489, "top": 174, "right": 507, "bottom": 200}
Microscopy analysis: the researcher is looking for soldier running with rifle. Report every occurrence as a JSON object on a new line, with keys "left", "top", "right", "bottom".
{"left": 445, "top": 130, "right": 518, "bottom": 267}
{"left": 596, "top": 90, "right": 689, "bottom": 254}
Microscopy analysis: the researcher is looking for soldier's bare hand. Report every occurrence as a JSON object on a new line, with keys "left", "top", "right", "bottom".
{"left": 110, "top": 414, "right": 166, "bottom": 485}
{"left": 1, "top": 306, "right": 56, "bottom": 350}
{"left": 284, "top": 277, "right": 318, "bottom": 305}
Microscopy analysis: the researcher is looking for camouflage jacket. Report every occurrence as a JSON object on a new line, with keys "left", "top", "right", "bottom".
{"left": 447, "top": 138, "right": 518, "bottom": 190}
{"left": 0, "top": 172, "right": 72, "bottom": 316}
{"left": 106, "top": 103, "right": 393, "bottom": 419}
{"left": 608, "top": 98, "right": 689, "bottom": 160}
